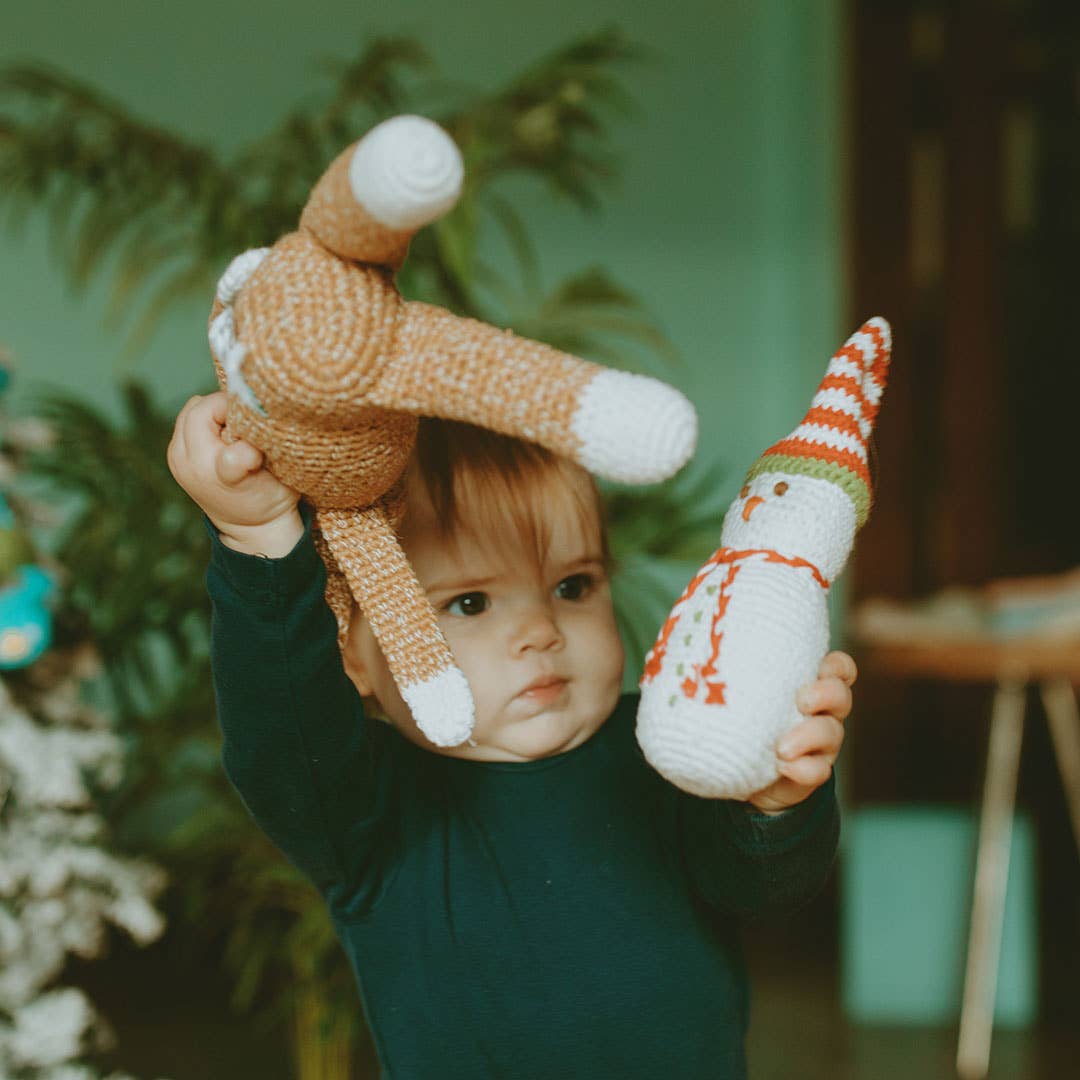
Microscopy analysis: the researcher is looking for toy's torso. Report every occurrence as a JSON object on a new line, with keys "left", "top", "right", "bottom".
{"left": 214, "top": 232, "right": 417, "bottom": 507}
{"left": 637, "top": 547, "right": 830, "bottom": 798}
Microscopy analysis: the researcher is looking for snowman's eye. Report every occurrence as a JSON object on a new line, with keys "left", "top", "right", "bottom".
{"left": 773, "top": 481, "right": 789, "bottom": 496}
{"left": 740, "top": 484, "right": 750, "bottom": 499}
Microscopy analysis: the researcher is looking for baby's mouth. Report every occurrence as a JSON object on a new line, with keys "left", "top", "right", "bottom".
{"left": 518, "top": 675, "right": 568, "bottom": 704}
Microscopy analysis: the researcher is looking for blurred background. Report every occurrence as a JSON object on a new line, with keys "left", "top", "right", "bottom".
{"left": 0, "top": 0, "right": 1077, "bottom": 1077}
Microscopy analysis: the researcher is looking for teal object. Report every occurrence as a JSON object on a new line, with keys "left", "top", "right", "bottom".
{"left": 842, "top": 805, "right": 1037, "bottom": 1027}
{"left": 0, "top": 564, "right": 56, "bottom": 670}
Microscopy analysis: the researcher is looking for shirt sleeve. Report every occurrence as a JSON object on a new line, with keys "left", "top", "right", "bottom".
{"left": 677, "top": 773, "right": 840, "bottom": 919}
{"left": 205, "top": 506, "right": 402, "bottom": 908}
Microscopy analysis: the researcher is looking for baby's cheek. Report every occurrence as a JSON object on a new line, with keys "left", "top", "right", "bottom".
{"left": 583, "top": 607, "right": 625, "bottom": 694}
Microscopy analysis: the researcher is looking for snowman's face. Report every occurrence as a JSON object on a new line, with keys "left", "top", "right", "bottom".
{"left": 719, "top": 470, "right": 857, "bottom": 579}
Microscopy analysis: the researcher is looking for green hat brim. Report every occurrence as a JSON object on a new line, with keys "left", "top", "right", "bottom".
{"left": 745, "top": 453, "right": 871, "bottom": 527}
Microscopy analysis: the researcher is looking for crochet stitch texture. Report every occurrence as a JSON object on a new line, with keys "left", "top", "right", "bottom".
{"left": 207, "top": 115, "right": 698, "bottom": 747}
{"left": 636, "top": 318, "right": 891, "bottom": 798}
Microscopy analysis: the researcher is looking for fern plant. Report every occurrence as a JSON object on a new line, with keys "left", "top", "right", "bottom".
{"left": 1, "top": 29, "right": 660, "bottom": 362}
{"left": 5, "top": 29, "right": 721, "bottom": 1080}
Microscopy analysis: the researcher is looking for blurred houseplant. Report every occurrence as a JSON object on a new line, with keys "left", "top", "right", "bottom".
{"left": 0, "top": 351, "right": 167, "bottom": 1080}
{"left": 1, "top": 30, "right": 721, "bottom": 1079}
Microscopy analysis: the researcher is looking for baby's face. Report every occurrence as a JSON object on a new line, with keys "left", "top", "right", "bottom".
{"left": 343, "top": 495, "right": 625, "bottom": 761}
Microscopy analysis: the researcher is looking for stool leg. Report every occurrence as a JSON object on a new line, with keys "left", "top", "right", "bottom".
{"left": 1039, "top": 678, "right": 1080, "bottom": 858}
{"left": 956, "top": 680, "right": 1026, "bottom": 1080}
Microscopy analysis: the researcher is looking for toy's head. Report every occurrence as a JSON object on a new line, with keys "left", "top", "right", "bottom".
{"left": 720, "top": 317, "right": 891, "bottom": 578}
{"left": 207, "top": 115, "right": 698, "bottom": 746}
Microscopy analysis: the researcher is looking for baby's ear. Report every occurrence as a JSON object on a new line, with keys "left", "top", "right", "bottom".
{"left": 342, "top": 652, "right": 375, "bottom": 698}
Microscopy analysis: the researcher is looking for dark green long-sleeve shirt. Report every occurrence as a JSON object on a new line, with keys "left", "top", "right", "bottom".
{"left": 206, "top": 517, "right": 839, "bottom": 1079}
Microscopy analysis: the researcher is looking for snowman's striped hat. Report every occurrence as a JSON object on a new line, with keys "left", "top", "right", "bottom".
{"left": 746, "top": 317, "right": 891, "bottom": 527}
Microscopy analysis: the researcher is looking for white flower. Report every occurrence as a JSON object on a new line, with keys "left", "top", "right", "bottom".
{"left": 107, "top": 893, "right": 166, "bottom": 947}
{"left": 0, "top": 655, "right": 168, "bottom": 1079}
{"left": 40, "top": 1065, "right": 99, "bottom": 1080}
{"left": 7, "top": 987, "right": 97, "bottom": 1067}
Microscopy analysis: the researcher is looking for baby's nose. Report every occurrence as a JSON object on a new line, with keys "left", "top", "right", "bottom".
{"left": 511, "top": 605, "right": 563, "bottom": 654}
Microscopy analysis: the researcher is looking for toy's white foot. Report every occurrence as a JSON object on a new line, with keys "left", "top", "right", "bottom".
{"left": 401, "top": 665, "right": 475, "bottom": 747}
{"left": 571, "top": 369, "right": 698, "bottom": 484}
{"left": 349, "top": 115, "right": 463, "bottom": 230}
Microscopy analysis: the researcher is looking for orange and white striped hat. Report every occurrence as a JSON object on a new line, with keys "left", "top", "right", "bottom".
{"left": 745, "top": 317, "right": 891, "bottom": 526}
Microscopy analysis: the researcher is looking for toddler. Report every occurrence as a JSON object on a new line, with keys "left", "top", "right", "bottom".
{"left": 168, "top": 390, "right": 853, "bottom": 1080}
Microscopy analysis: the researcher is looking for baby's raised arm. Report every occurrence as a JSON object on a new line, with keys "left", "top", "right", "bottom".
{"left": 167, "top": 391, "right": 405, "bottom": 900}
{"left": 167, "top": 391, "right": 303, "bottom": 557}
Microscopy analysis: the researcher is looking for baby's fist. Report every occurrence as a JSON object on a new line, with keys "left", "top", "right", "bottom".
{"left": 746, "top": 650, "right": 855, "bottom": 815}
{"left": 167, "top": 392, "right": 303, "bottom": 557}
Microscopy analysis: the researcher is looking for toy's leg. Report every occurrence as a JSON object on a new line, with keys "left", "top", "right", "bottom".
{"left": 317, "top": 505, "right": 474, "bottom": 748}
{"left": 375, "top": 301, "right": 697, "bottom": 485}
{"left": 300, "top": 115, "right": 463, "bottom": 270}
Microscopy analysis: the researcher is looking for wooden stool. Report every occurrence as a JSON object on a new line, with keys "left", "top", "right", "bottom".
{"left": 858, "top": 636, "right": 1080, "bottom": 1080}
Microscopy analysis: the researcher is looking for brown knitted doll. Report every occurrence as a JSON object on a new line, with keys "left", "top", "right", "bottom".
{"left": 208, "top": 115, "right": 697, "bottom": 747}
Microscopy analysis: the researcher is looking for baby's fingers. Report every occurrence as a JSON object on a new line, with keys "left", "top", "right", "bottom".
{"left": 778, "top": 713, "right": 844, "bottom": 762}
{"left": 777, "top": 753, "right": 835, "bottom": 788}
{"left": 216, "top": 439, "right": 264, "bottom": 485}
{"left": 796, "top": 675, "right": 852, "bottom": 721}
{"left": 818, "top": 650, "right": 858, "bottom": 686}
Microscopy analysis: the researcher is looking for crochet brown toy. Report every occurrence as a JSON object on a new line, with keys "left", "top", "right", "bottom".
{"left": 208, "top": 115, "right": 697, "bottom": 747}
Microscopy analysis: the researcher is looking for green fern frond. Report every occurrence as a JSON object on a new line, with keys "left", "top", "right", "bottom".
{"left": 319, "top": 36, "right": 432, "bottom": 121}
{"left": 483, "top": 193, "right": 541, "bottom": 296}
{"left": 114, "top": 258, "right": 216, "bottom": 364}
{"left": 26, "top": 382, "right": 211, "bottom": 713}
{"left": 441, "top": 27, "right": 638, "bottom": 204}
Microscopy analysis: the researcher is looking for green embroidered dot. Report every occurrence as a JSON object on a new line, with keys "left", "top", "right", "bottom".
{"left": 669, "top": 694, "right": 677, "bottom": 707}
{"left": 706, "top": 585, "right": 718, "bottom": 595}
{"left": 693, "top": 610, "right": 703, "bottom": 623}
{"left": 683, "top": 634, "right": 692, "bottom": 645}
{"left": 677, "top": 663, "right": 684, "bottom": 675}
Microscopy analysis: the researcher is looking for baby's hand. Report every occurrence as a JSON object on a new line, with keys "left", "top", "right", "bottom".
{"left": 167, "top": 391, "right": 303, "bottom": 557}
{"left": 746, "top": 651, "right": 855, "bottom": 815}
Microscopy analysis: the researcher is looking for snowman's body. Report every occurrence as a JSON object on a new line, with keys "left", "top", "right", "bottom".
{"left": 637, "top": 471, "right": 850, "bottom": 800}
{"left": 636, "top": 317, "right": 891, "bottom": 800}
{"left": 638, "top": 546, "right": 830, "bottom": 799}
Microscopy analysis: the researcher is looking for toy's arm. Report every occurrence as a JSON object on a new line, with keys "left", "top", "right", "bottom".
{"left": 676, "top": 775, "right": 839, "bottom": 918}
{"left": 373, "top": 300, "right": 698, "bottom": 486}
{"left": 205, "top": 507, "right": 404, "bottom": 907}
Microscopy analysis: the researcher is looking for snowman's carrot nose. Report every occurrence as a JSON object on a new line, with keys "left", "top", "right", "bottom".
{"left": 742, "top": 496, "right": 764, "bottom": 522}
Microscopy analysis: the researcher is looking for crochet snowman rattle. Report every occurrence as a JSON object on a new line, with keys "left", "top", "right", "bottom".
{"left": 636, "top": 318, "right": 891, "bottom": 799}
{"left": 208, "top": 115, "right": 697, "bottom": 748}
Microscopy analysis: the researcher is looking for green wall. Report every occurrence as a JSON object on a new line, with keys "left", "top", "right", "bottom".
{"left": 2, "top": 0, "right": 844, "bottom": 497}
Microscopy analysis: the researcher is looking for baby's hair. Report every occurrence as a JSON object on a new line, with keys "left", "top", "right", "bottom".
{"left": 407, "top": 418, "right": 611, "bottom": 574}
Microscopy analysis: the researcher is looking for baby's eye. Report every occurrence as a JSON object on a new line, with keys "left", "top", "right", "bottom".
{"left": 773, "top": 481, "right": 789, "bottom": 496}
{"left": 445, "top": 592, "right": 489, "bottom": 617}
{"left": 740, "top": 484, "right": 751, "bottom": 499}
{"left": 555, "top": 573, "right": 594, "bottom": 601}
